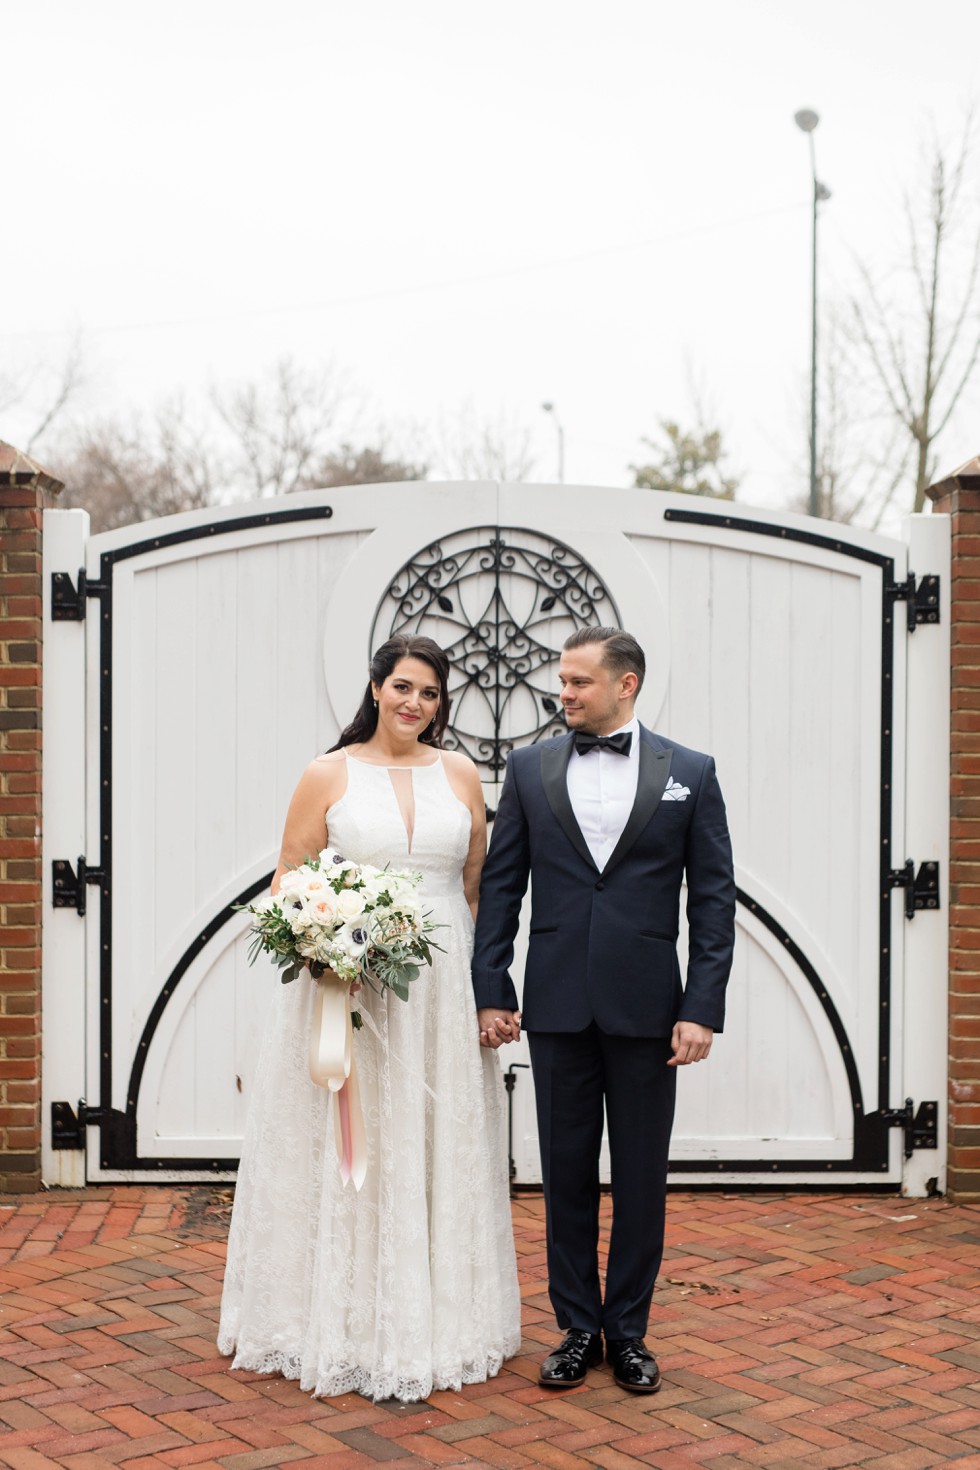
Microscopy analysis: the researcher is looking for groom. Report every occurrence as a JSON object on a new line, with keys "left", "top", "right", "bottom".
{"left": 472, "top": 627, "right": 735, "bottom": 1393}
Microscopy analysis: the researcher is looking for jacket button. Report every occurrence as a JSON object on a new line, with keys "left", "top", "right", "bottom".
{"left": 595, "top": 880, "right": 604, "bottom": 891}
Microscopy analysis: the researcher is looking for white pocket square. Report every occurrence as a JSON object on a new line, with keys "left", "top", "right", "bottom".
{"left": 662, "top": 778, "right": 690, "bottom": 802}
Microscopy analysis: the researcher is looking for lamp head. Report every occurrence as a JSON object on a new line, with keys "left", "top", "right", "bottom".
{"left": 794, "top": 108, "right": 820, "bottom": 133}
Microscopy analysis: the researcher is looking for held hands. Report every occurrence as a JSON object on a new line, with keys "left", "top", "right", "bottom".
{"left": 668, "top": 1020, "right": 713, "bottom": 1066}
{"left": 477, "top": 1013, "right": 711, "bottom": 1056}
{"left": 478, "top": 1008, "right": 521, "bottom": 1048}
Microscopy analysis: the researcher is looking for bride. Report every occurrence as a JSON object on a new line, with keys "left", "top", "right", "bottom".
{"left": 218, "top": 634, "right": 521, "bottom": 1401}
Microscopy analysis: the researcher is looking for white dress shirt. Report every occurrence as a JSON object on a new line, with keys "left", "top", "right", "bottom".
{"left": 565, "top": 716, "right": 641, "bottom": 870}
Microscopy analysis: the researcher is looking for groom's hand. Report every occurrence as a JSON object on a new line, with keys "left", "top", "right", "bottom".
{"left": 478, "top": 1008, "right": 521, "bottom": 1048}
{"left": 668, "top": 1020, "right": 713, "bottom": 1065}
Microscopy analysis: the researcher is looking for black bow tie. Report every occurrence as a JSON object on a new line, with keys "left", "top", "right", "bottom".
{"left": 574, "top": 730, "right": 633, "bottom": 757}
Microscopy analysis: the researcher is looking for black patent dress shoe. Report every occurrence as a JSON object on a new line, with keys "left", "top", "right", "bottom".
{"left": 538, "top": 1329, "right": 604, "bottom": 1388}
{"left": 606, "top": 1337, "right": 662, "bottom": 1393}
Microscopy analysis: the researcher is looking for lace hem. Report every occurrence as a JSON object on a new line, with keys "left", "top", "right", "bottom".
{"left": 218, "top": 1330, "right": 522, "bottom": 1403}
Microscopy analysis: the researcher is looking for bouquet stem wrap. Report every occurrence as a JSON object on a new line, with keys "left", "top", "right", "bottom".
{"left": 308, "top": 968, "right": 367, "bottom": 1190}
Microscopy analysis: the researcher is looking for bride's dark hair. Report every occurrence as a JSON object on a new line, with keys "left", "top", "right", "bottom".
{"left": 328, "top": 635, "right": 452, "bottom": 751}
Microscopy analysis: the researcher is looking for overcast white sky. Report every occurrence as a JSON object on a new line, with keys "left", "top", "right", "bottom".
{"left": 5, "top": 0, "right": 980, "bottom": 514}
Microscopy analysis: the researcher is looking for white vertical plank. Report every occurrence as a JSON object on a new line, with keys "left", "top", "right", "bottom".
{"left": 902, "top": 514, "right": 950, "bottom": 1195}
{"left": 315, "top": 529, "right": 370, "bottom": 747}
{"left": 154, "top": 994, "right": 197, "bottom": 1142}
{"left": 747, "top": 554, "right": 793, "bottom": 904}
{"left": 193, "top": 943, "right": 237, "bottom": 1137}
{"left": 193, "top": 552, "right": 238, "bottom": 912}
{"left": 664, "top": 539, "right": 712, "bottom": 747}
{"left": 151, "top": 559, "right": 199, "bottom": 943}
{"left": 276, "top": 535, "right": 324, "bottom": 826}
{"left": 707, "top": 545, "right": 752, "bottom": 843}
{"left": 786, "top": 563, "right": 833, "bottom": 955}
{"left": 884, "top": 541, "right": 910, "bottom": 1183}
{"left": 621, "top": 534, "right": 671, "bottom": 731}
{"left": 41, "top": 509, "right": 90, "bottom": 1186}
{"left": 826, "top": 572, "right": 863, "bottom": 1011}
{"left": 129, "top": 564, "right": 158, "bottom": 971}
{"left": 235, "top": 541, "right": 284, "bottom": 872}
{"left": 233, "top": 931, "right": 275, "bottom": 1134}
{"left": 84, "top": 534, "right": 106, "bottom": 1179}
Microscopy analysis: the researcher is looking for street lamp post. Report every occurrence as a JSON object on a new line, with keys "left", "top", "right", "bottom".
{"left": 794, "top": 108, "right": 831, "bottom": 519}
{"left": 541, "top": 401, "right": 565, "bottom": 483}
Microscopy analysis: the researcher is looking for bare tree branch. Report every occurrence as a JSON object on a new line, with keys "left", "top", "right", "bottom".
{"left": 45, "top": 404, "right": 221, "bottom": 531}
{"left": 430, "top": 402, "right": 536, "bottom": 482}
{"left": 851, "top": 268, "right": 917, "bottom": 428}
{"left": 212, "top": 357, "right": 349, "bottom": 496}
{"left": 25, "top": 336, "right": 86, "bottom": 453}
{"left": 842, "top": 108, "right": 980, "bottom": 513}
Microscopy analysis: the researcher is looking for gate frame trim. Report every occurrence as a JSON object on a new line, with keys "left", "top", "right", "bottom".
{"left": 75, "top": 495, "right": 910, "bottom": 1177}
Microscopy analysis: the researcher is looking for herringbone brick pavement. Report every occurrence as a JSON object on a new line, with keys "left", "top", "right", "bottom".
{"left": 0, "top": 1189, "right": 978, "bottom": 1469}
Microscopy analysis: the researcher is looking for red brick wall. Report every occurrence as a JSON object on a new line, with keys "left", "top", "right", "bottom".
{"left": 0, "top": 447, "right": 62, "bottom": 1192}
{"left": 928, "top": 458, "right": 980, "bottom": 1201}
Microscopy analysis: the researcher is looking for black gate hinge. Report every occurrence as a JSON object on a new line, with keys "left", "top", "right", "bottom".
{"left": 878, "top": 1097, "right": 938, "bottom": 1158}
{"left": 51, "top": 1099, "right": 127, "bottom": 1151}
{"left": 52, "top": 856, "right": 108, "bottom": 917}
{"left": 50, "top": 567, "right": 109, "bottom": 621}
{"left": 887, "top": 859, "right": 940, "bottom": 919}
{"left": 885, "top": 572, "right": 941, "bottom": 632}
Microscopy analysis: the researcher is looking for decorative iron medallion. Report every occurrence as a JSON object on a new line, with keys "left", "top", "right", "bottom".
{"left": 370, "top": 526, "right": 620, "bottom": 776}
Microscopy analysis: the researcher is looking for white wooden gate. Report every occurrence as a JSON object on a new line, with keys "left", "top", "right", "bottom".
{"left": 41, "top": 485, "right": 949, "bottom": 1191}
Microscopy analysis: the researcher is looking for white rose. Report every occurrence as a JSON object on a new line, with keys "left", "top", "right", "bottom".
{"left": 393, "top": 888, "right": 421, "bottom": 918}
{"left": 307, "top": 895, "right": 338, "bottom": 931}
{"left": 303, "top": 874, "right": 329, "bottom": 899}
{"left": 334, "top": 888, "right": 366, "bottom": 923}
{"left": 359, "top": 875, "right": 389, "bottom": 905}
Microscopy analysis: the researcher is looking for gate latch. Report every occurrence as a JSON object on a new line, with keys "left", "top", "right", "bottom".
{"left": 878, "top": 1097, "right": 938, "bottom": 1158}
{"left": 887, "top": 859, "right": 940, "bottom": 920}
{"left": 885, "top": 572, "right": 941, "bottom": 632}
{"left": 52, "top": 857, "right": 107, "bottom": 917}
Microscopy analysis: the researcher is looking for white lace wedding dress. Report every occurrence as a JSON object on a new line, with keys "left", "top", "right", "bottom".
{"left": 218, "top": 753, "right": 521, "bottom": 1402}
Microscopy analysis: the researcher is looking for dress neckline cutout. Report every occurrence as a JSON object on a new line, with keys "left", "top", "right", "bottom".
{"left": 346, "top": 753, "right": 441, "bottom": 771}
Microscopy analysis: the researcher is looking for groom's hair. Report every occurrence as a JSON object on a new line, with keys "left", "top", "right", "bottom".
{"left": 563, "top": 627, "right": 645, "bottom": 693}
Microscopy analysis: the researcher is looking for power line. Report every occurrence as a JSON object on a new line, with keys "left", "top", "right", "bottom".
{"left": 7, "top": 200, "right": 807, "bottom": 341}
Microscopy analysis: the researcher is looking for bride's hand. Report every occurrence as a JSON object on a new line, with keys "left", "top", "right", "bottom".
{"left": 477, "top": 1007, "right": 521, "bottom": 1048}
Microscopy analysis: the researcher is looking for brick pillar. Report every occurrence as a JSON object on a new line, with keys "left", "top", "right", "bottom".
{"left": 0, "top": 442, "right": 63, "bottom": 1192}
{"left": 927, "top": 454, "right": 980, "bottom": 1201}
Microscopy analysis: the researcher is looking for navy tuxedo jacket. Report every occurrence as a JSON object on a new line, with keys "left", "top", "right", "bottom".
{"left": 471, "top": 726, "right": 736, "bottom": 1037}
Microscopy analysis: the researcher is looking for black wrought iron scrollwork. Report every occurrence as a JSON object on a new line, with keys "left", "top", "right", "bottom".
{"left": 370, "top": 527, "right": 620, "bottom": 776}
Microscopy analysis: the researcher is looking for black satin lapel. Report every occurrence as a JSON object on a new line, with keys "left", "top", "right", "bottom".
{"left": 601, "top": 739, "right": 673, "bottom": 878}
{"left": 540, "top": 738, "right": 598, "bottom": 872}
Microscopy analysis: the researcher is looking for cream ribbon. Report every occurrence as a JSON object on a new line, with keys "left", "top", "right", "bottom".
{"left": 308, "top": 968, "right": 367, "bottom": 1190}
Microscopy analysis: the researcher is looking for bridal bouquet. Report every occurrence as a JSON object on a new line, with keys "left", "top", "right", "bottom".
{"left": 239, "top": 851, "right": 441, "bottom": 1190}
{"left": 240, "top": 848, "right": 440, "bottom": 1024}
